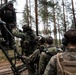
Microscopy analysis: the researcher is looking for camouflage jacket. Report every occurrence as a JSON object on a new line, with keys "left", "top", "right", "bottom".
{"left": 12, "top": 29, "right": 36, "bottom": 55}
{"left": 0, "top": 5, "right": 16, "bottom": 24}
{"left": 43, "top": 49, "right": 76, "bottom": 75}
{"left": 12, "top": 29, "right": 35, "bottom": 41}
{"left": 43, "top": 45, "right": 62, "bottom": 56}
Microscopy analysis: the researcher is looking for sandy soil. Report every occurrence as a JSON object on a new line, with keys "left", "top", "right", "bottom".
{"left": 0, "top": 60, "right": 29, "bottom": 75}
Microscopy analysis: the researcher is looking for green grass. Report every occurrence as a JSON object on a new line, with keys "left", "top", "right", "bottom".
{"left": 0, "top": 47, "right": 22, "bottom": 62}
{"left": 0, "top": 50, "right": 7, "bottom": 61}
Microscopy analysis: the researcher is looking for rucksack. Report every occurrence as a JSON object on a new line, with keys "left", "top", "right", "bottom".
{"left": 44, "top": 46, "right": 62, "bottom": 56}
{"left": 57, "top": 53, "right": 76, "bottom": 75}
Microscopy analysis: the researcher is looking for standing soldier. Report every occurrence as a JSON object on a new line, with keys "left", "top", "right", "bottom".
{"left": 44, "top": 29, "right": 76, "bottom": 75}
{"left": 0, "top": 1, "right": 16, "bottom": 49}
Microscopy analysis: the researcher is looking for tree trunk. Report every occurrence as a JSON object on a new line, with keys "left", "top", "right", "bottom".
{"left": 53, "top": 0, "right": 57, "bottom": 46}
{"left": 71, "top": 0, "right": 76, "bottom": 29}
{"left": 45, "top": 0, "right": 48, "bottom": 35}
{"left": 58, "top": 19, "right": 61, "bottom": 46}
{"left": 1, "top": 0, "right": 2, "bottom": 6}
{"left": 62, "top": 0, "right": 66, "bottom": 32}
{"left": 4, "top": 0, "right": 7, "bottom": 4}
{"left": 26, "top": 0, "right": 29, "bottom": 26}
{"left": 29, "top": 0, "right": 32, "bottom": 27}
{"left": 35, "top": 0, "right": 38, "bottom": 36}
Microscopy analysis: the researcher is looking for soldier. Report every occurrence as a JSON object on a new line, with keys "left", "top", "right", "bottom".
{"left": 21, "top": 25, "right": 36, "bottom": 56}
{"left": 39, "top": 36, "right": 62, "bottom": 75}
{"left": 22, "top": 36, "right": 46, "bottom": 75}
{"left": 44, "top": 29, "right": 76, "bottom": 75}
{"left": 13, "top": 25, "right": 35, "bottom": 56}
{"left": 0, "top": 1, "right": 16, "bottom": 49}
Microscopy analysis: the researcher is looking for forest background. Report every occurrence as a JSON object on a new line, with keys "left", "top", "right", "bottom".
{"left": 1, "top": 0, "right": 76, "bottom": 46}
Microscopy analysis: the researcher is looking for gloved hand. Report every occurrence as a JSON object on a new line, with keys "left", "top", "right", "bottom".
{"left": 39, "top": 46, "right": 44, "bottom": 52}
{"left": 19, "top": 29, "right": 22, "bottom": 32}
{"left": 17, "top": 55, "right": 22, "bottom": 59}
{"left": 0, "top": 20, "right": 6, "bottom": 25}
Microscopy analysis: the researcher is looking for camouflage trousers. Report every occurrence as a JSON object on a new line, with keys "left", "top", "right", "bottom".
{"left": 39, "top": 52, "right": 52, "bottom": 75}
{"left": 23, "top": 49, "right": 40, "bottom": 75}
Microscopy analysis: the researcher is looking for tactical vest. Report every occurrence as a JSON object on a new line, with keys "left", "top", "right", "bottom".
{"left": 57, "top": 53, "right": 76, "bottom": 75}
{"left": 45, "top": 46, "right": 62, "bottom": 56}
{"left": 1, "top": 9, "right": 15, "bottom": 23}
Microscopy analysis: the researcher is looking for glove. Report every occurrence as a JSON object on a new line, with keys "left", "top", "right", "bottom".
{"left": 19, "top": 29, "right": 22, "bottom": 32}
{"left": 39, "top": 46, "right": 44, "bottom": 52}
{"left": 0, "top": 20, "right": 6, "bottom": 25}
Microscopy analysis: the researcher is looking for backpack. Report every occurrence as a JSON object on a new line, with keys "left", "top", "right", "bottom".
{"left": 45, "top": 46, "right": 62, "bottom": 56}
{"left": 57, "top": 53, "right": 76, "bottom": 75}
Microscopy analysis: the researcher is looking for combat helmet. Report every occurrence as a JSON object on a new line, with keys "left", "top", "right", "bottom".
{"left": 7, "top": 1, "right": 13, "bottom": 6}
{"left": 22, "top": 25, "right": 32, "bottom": 32}
{"left": 22, "top": 25, "right": 29, "bottom": 29}
{"left": 38, "top": 36, "right": 45, "bottom": 44}
{"left": 46, "top": 36, "right": 53, "bottom": 44}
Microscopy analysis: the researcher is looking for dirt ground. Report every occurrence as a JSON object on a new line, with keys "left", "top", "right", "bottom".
{"left": 0, "top": 60, "right": 29, "bottom": 75}
{"left": 0, "top": 46, "right": 29, "bottom": 75}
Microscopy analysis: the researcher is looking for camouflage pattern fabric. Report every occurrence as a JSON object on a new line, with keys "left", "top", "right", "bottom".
{"left": 39, "top": 46, "right": 61, "bottom": 75}
{"left": 12, "top": 29, "right": 35, "bottom": 56}
{"left": 22, "top": 49, "right": 40, "bottom": 75}
{"left": 0, "top": 3, "right": 16, "bottom": 48}
{"left": 12, "top": 29, "right": 31, "bottom": 41}
{"left": 43, "top": 49, "right": 76, "bottom": 75}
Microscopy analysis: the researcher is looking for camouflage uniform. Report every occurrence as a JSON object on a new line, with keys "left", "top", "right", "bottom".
{"left": 22, "top": 49, "right": 40, "bottom": 75}
{"left": 13, "top": 29, "right": 40, "bottom": 75}
{"left": 12, "top": 29, "right": 35, "bottom": 56}
{"left": 0, "top": 1, "right": 16, "bottom": 48}
{"left": 44, "top": 29, "right": 76, "bottom": 75}
{"left": 43, "top": 48, "right": 76, "bottom": 75}
{"left": 39, "top": 45, "right": 62, "bottom": 75}
{"left": 22, "top": 46, "right": 46, "bottom": 75}
{"left": 21, "top": 37, "right": 46, "bottom": 75}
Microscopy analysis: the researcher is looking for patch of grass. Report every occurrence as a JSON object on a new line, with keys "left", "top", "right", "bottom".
{"left": 0, "top": 47, "right": 22, "bottom": 62}
{"left": 0, "top": 50, "right": 7, "bottom": 61}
